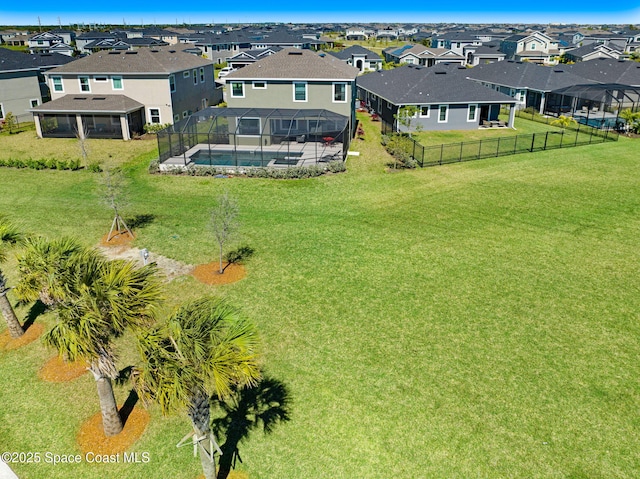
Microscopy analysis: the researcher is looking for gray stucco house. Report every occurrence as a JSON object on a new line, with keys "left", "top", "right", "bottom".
{"left": 329, "top": 45, "right": 382, "bottom": 73}
{"left": 357, "top": 64, "right": 517, "bottom": 132}
{"left": 225, "top": 48, "right": 359, "bottom": 129}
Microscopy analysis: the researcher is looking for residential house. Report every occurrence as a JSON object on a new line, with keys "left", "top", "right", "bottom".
{"left": 27, "top": 32, "right": 70, "bottom": 55}
{"left": 227, "top": 47, "right": 282, "bottom": 70}
{"left": 465, "top": 60, "right": 598, "bottom": 113}
{"left": 83, "top": 37, "right": 169, "bottom": 53}
{"left": 224, "top": 48, "right": 359, "bottom": 128}
{"left": 564, "top": 58, "right": 640, "bottom": 87}
{"left": 431, "top": 32, "right": 483, "bottom": 57}
{"left": 76, "top": 32, "right": 125, "bottom": 54}
{"left": 32, "top": 47, "right": 219, "bottom": 140}
{"left": 581, "top": 33, "right": 629, "bottom": 52}
{"left": 0, "top": 48, "right": 75, "bottom": 122}
{"left": 345, "top": 26, "right": 368, "bottom": 41}
{"left": 357, "top": 63, "right": 517, "bottom": 132}
{"left": 563, "top": 43, "right": 622, "bottom": 63}
{"left": 329, "top": 45, "right": 382, "bottom": 73}
{"left": 467, "top": 44, "right": 506, "bottom": 66}
{"left": 500, "top": 31, "right": 560, "bottom": 64}
{"left": 384, "top": 44, "right": 465, "bottom": 66}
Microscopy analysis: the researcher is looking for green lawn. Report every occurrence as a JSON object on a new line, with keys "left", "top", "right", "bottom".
{"left": 1, "top": 116, "right": 640, "bottom": 478}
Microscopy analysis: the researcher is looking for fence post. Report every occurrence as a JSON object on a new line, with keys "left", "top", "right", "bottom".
{"left": 496, "top": 137, "right": 500, "bottom": 157}
{"left": 477, "top": 140, "right": 481, "bottom": 159}
{"left": 412, "top": 138, "right": 416, "bottom": 160}
{"left": 440, "top": 143, "right": 444, "bottom": 165}
{"left": 530, "top": 133, "right": 536, "bottom": 152}
{"left": 543, "top": 131, "right": 549, "bottom": 150}
{"left": 559, "top": 130, "right": 564, "bottom": 148}
{"left": 589, "top": 126, "right": 594, "bottom": 144}
{"left": 513, "top": 135, "right": 517, "bottom": 155}
{"left": 460, "top": 142, "right": 464, "bottom": 162}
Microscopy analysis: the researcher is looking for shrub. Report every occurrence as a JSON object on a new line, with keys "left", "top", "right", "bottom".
{"left": 87, "top": 161, "right": 103, "bottom": 173}
{"left": 383, "top": 134, "right": 418, "bottom": 169}
{"left": 143, "top": 123, "right": 171, "bottom": 134}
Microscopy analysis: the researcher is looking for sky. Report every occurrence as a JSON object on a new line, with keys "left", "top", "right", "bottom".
{"left": 1, "top": 1, "right": 639, "bottom": 26}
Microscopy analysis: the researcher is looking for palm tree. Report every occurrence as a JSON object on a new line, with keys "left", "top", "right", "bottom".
{"left": 0, "top": 216, "right": 25, "bottom": 338}
{"left": 134, "top": 297, "right": 261, "bottom": 479}
{"left": 619, "top": 109, "right": 640, "bottom": 134}
{"left": 550, "top": 115, "right": 577, "bottom": 130}
{"left": 16, "top": 238, "right": 163, "bottom": 436}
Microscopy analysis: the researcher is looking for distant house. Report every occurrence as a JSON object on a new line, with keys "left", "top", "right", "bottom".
{"left": 32, "top": 47, "right": 219, "bottom": 140}
{"left": 227, "top": 47, "right": 282, "bottom": 70}
{"left": 467, "top": 44, "right": 506, "bottom": 66}
{"left": 563, "top": 43, "right": 622, "bottom": 63}
{"left": 225, "top": 48, "right": 359, "bottom": 127}
{"left": 357, "top": 63, "right": 517, "bottom": 131}
{"left": 28, "top": 32, "right": 69, "bottom": 55}
{"left": 329, "top": 45, "right": 382, "bottom": 73}
{"left": 0, "top": 48, "right": 75, "bottom": 121}
{"left": 500, "top": 31, "right": 560, "bottom": 65}
{"left": 345, "top": 26, "right": 368, "bottom": 41}
{"left": 83, "top": 37, "right": 169, "bottom": 53}
{"left": 564, "top": 58, "right": 640, "bottom": 87}
{"left": 76, "top": 32, "right": 125, "bottom": 54}
{"left": 384, "top": 44, "right": 465, "bottom": 66}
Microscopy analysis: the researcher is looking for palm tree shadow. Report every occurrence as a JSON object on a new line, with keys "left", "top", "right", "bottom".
{"left": 22, "top": 300, "right": 47, "bottom": 330}
{"left": 119, "top": 389, "right": 139, "bottom": 425}
{"left": 212, "top": 376, "right": 292, "bottom": 479}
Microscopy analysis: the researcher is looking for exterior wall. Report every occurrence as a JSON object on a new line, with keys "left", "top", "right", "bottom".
{"left": 396, "top": 104, "right": 482, "bottom": 131}
{"left": 226, "top": 79, "right": 355, "bottom": 118}
{"left": 0, "top": 71, "right": 42, "bottom": 119}
{"left": 47, "top": 65, "right": 217, "bottom": 125}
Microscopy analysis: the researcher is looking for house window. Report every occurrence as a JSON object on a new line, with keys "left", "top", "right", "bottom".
{"left": 199, "top": 67, "right": 205, "bottom": 83}
{"left": 182, "top": 111, "right": 188, "bottom": 118}
{"left": 531, "top": 43, "right": 536, "bottom": 50}
{"left": 30, "top": 99, "right": 40, "bottom": 108}
{"left": 193, "top": 69, "right": 198, "bottom": 85}
{"left": 201, "top": 98, "right": 208, "bottom": 109}
{"left": 183, "top": 71, "right": 190, "bottom": 78}
{"left": 467, "top": 104, "right": 477, "bottom": 122}
{"left": 420, "top": 105, "right": 430, "bottom": 118}
{"left": 252, "top": 81, "right": 266, "bottom": 89}
{"left": 230, "top": 81, "right": 244, "bottom": 98}
{"left": 79, "top": 76, "right": 90, "bottom": 92}
{"left": 149, "top": 109, "right": 161, "bottom": 124}
{"left": 237, "top": 118, "right": 260, "bottom": 135}
{"left": 438, "top": 105, "right": 448, "bottom": 123}
{"left": 0, "top": 104, "right": 4, "bottom": 119}
{"left": 174, "top": 114, "right": 180, "bottom": 122}
{"left": 293, "top": 82, "right": 307, "bottom": 102}
{"left": 169, "top": 74, "right": 176, "bottom": 92}
{"left": 333, "top": 83, "right": 347, "bottom": 102}
{"left": 112, "top": 76, "right": 123, "bottom": 90}
{"left": 52, "top": 76, "right": 63, "bottom": 92}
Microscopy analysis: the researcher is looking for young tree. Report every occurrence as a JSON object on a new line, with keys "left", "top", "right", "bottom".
{"left": 394, "top": 105, "right": 422, "bottom": 137}
{"left": 2, "top": 112, "right": 17, "bottom": 134}
{"left": 100, "top": 168, "right": 133, "bottom": 242}
{"left": 76, "top": 122, "right": 90, "bottom": 164}
{"left": 0, "top": 216, "right": 25, "bottom": 338}
{"left": 210, "top": 192, "right": 239, "bottom": 274}
{"left": 134, "top": 297, "right": 261, "bottom": 479}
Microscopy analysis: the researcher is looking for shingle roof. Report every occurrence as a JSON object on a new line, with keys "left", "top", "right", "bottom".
{"left": 357, "top": 64, "right": 516, "bottom": 105}
{"left": 226, "top": 48, "right": 358, "bottom": 81}
{"left": 564, "top": 59, "right": 640, "bottom": 86}
{"left": 31, "top": 94, "right": 144, "bottom": 113}
{"left": 329, "top": 45, "right": 381, "bottom": 60}
{"left": 0, "top": 48, "right": 76, "bottom": 73}
{"left": 46, "top": 47, "right": 211, "bottom": 75}
{"left": 466, "top": 61, "right": 596, "bottom": 91}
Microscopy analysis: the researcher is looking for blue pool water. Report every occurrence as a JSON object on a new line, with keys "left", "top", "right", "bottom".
{"left": 190, "top": 150, "right": 302, "bottom": 167}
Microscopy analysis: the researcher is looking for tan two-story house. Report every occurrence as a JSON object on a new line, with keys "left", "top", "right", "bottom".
{"left": 32, "top": 47, "right": 220, "bottom": 140}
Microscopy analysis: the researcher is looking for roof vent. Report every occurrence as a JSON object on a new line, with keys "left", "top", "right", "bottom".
{"left": 288, "top": 50, "right": 303, "bottom": 55}
{"left": 434, "top": 70, "right": 446, "bottom": 74}
{"left": 125, "top": 51, "right": 138, "bottom": 54}
{"left": 108, "top": 51, "right": 120, "bottom": 54}
{"left": 168, "top": 49, "right": 176, "bottom": 53}
{"left": 150, "top": 49, "right": 159, "bottom": 53}
{"left": 92, "top": 97, "right": 106, "bottom": 101}
{"left": 553, "top": 69, "right": 564, "bottom": 73}
{"left": 73, "top": 97, "right": 88, "bottom": 100}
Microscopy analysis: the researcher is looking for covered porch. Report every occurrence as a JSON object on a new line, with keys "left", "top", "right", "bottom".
{"left": 31, "top": 94, "right": 145, "bottom": 140}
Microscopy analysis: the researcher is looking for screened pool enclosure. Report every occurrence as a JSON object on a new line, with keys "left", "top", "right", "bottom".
{"left": 157, "top": 107, "right": 351, "bottom": 169}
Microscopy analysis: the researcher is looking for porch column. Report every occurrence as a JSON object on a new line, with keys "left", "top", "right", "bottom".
{"left": 508, "top": 104, "right": 516, "bottom": 128}
{"left": 120, "top": 114, "right": 130, "bottom": 140}
{"left": 75, "top": 114, "right": 85, "bottom": 139}
{"left": 33, "top": 114, "right": 43, "bottom": 138}
{"left": 539, "top": 93, "right": 546, "bottom": 114}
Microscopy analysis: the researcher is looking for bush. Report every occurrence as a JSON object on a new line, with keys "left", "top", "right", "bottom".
{"left": 153, "top": 162, "right": 345, "bottom": 179}
{"left": 383, "top": 134, "right": 418, "bottom": 169}
{"left": 143, "top": 123, "right": 171, "bottom": 134}
{"left": 87, "top": 161, "right": 103, "bottom": 173}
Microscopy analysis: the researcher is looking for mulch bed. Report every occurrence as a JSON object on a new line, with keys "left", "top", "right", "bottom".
{"left": 100, "top": 230, "right": 135, "bottom": 247}
{"left": 77, "top": 406, "right": 150, "bottom": 455}
{"left": 192, "top": 261, "right": 246, "bottom": 285}
{"left": 38, "top": 355, "right": 87, "bottom": 382}
{"left": 0, "top": 323, "right": 44, "bottom": 351}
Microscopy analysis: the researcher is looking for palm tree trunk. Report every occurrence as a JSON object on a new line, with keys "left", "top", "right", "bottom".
{"left": 188, "top": 392, "right": 216, "bottom": 479}
{"left": 0, "top": 288, "right": 24, "bottom": 339}
{"left": 90, "top": 366, "right": 123, "bottom": 436}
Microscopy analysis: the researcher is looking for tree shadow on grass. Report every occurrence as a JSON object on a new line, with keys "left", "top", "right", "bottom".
{"left": 125, "top": 214, "right": 156, "bottom": 229}
{"left": 119, "top": 389, "right": 139, "bottom": 425}
{"left": 22, "top": 300, "right": 47, "bottom": 330}
{"left": 212, "top": 376, "right": 292, "bottom": 479}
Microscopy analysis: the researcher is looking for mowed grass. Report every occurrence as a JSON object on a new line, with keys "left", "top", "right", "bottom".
{"left": 1, "top": 117, "right": 640, "bottom": 478}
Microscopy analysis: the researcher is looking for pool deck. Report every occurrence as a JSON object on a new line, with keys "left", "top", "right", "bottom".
{"left": 160, "top": 141, "right": 344, "bottom": 170}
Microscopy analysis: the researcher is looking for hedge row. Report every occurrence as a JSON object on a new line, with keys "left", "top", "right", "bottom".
{"left": 149, "top": 160, "right": 346, "bottom": 179}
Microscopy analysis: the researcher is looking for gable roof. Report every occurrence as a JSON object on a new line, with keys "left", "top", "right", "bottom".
{"left": 466, "top": 61, "right": 596, "bottom": 91}
{"left": 329, "top": 45, "right": 381, "bottom": 60}
{"left": 226, "top": 48, "right": 358, "bottom": 81}
{"left": 357, "top": 64, "right": 516, "bottom": 105}
{"left": 45, "top": 47, "right": 211, "bottom": 75}
{"left": 0, "top": 48, "right": 76, "bottom": 73}
{"left": 564, "top": 59, "right": 640, "bottom": 86}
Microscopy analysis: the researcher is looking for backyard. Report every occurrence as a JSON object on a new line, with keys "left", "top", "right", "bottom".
{"left": 1, "top": 115, "right": 640, "bottom": 478}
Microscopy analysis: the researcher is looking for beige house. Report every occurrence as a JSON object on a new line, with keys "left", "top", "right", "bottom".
{"left": 32, "top": 47, "right": 219, "bottom": 140}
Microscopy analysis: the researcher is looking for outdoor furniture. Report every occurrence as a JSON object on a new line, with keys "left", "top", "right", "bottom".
{"left": 323, "top": 136, "right": 335, "bottom": 146}
{"left": 296, "top": 134, "right": 306, "bottom": 143}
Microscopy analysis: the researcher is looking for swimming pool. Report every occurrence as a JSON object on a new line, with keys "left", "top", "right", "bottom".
{"left": 190, "top": 150, "right": 304, "bottom": 167}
